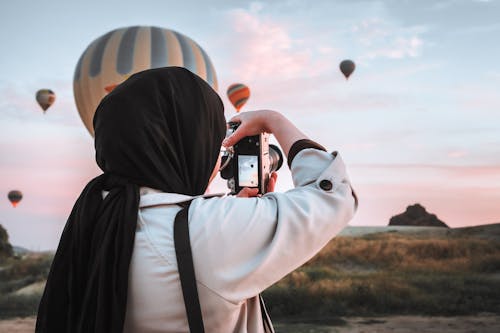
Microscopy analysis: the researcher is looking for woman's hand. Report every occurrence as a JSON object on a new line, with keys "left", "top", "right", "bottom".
{"left": 236, "top": 172, "right": 278, "bottom": 197}
{"left": 222, "top": 110, "right": 280, "bottom": 147}
{"left": 223, "top": 110, "right": 309, "bottom": 157}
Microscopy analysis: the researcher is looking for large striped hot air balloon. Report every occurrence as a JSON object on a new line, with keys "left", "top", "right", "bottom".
{"left": 36, "top": 89, "right": 56, "bottom": 113}
{"left": 73, "top": 26, "right": 218, "bottom": 135}
{"left": 227, "top": 83, "right": 250, "bottom": 113}
{"left": 8, "top": 190, "right": 22, "bottom": 208}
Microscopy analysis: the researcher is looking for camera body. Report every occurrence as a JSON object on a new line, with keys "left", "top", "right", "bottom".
{"left": 220, "top": 122, "right": 283, "bottom": 195}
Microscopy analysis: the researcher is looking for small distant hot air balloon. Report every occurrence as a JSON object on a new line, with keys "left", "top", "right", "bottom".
{"left": 8, "top": 190, "right": 23, "bottom": 208}
{"left": 339, "top": 60, "right": 356, "bottom": 80}
{"left": 227, "top": 83, "right": 250, "bottom": 112}
{"left": 36, "top": 89, "right": 56, "bottom": 112}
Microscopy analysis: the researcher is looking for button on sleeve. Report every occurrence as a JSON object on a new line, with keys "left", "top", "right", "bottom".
{"left": 319, "top": 179, "right": 333, "bottom": 191}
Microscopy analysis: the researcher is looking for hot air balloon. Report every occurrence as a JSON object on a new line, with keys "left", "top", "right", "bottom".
{"left": 227, "top": 83, "right": 250, "bottom": 112}
{"left": 73, "top": 25, "right": 218, "bottom": 136}
{"left": 8, "top": 190, "right": 22, "bottom": 208}
{"left": 339, "top": 60, "right": 355, "bottom": 80}
{"left": 36, "top": 89, "right": 56, "bottom": 112}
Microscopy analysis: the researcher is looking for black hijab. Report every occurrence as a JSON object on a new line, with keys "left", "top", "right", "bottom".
{"left": 36, "top": 67, "right": 226, "bottom": 333}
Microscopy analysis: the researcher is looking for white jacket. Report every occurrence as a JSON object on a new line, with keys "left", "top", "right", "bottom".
{"left": 123, "top": 148, "right": 357, "bottom": 333}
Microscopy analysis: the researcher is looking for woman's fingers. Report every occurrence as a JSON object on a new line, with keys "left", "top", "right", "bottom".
{"left": 235, "top": 173, "right": 277, "bottom": 197}
{"left": 223, "top": 113, "right": 253, "bottom": 147}
{"left": 223, "top": 111, "right": 274, "bottom": 147}
{"left": 236, "top": 187, "right": 259, "bottom": 198}
{"left": 227, "top": 114, "right": 242, "bottom": 124}
{"left": 267, "top": 172, "right": 278, "bottom": 193}
{"left": 222, "top": 124, "right": 246, "bottom": 147}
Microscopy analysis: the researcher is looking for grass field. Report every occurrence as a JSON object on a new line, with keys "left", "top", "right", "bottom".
{"left": 264, "top": 224, "right": 500, "bottom": 319}
{"left": 0, "top": 253, "right": 51, "bottom": 319}
{"left": 1, "top": 224, "right": 500, "bottom": 321}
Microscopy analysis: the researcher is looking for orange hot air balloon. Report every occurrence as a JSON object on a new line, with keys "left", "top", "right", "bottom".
{"left": 339, "top": 59, "right": 355, "bottom": 80}
{"left": 8, "top": 190, "right": 23, "bottom": 208}
{"left": 36, "top": 89, "right": 56, "bottom": 112}
{"left": 227, "top": 83, "right": 250, "bottom": 112}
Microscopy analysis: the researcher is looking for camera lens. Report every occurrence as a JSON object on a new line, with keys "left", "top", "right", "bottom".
{"left": 269, "top": 144, "right": 284, "bottom": 173}
{"left": 220, "top": 155, "right": 233, "bottom": 179}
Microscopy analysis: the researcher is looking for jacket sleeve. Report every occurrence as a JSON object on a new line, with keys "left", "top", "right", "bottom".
{"left": 188, "top": 148, "right": 357, "bottom": 304}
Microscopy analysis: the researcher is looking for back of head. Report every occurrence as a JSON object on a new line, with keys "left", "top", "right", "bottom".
{"left": 93, "top": 67, "right": 226, "bottom": 196}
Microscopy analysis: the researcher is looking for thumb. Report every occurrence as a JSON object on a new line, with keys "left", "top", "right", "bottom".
{"left": 236, "top": 187, "right": 259, "bottom": 198}
{"left": 267, "top": 172, "right": 278, "bottom": 193}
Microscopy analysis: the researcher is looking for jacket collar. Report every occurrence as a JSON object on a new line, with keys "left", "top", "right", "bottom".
{"left": 139, "top": 187, "right": 224, "bottom": 208}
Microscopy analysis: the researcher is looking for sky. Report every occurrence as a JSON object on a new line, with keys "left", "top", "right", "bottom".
{"left": 1, "top": 0, "right": 499, "bottom": 250}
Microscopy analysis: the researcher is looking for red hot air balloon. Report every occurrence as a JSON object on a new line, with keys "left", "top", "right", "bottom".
{"left": 227, "top": 83, "right": 250, "bottom": 112}
{"left": 36, "top": 89, "right": 56, "bottom": 112}
{"left": 8, "top": 190, "right": 23, "bottom": 208}
{"left": 339, "top": 60, "right": 355, "bottom": 80}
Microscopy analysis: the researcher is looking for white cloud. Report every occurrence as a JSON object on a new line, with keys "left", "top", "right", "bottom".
{"left": 223, "top": 8, "right": 314, "bottom": 81}
{"left": 431, "top": 0, "right": 461, "bottom": 10}
{"left": 0, "top": 80, "right": 83, "bottom": 128}
{"left": 448, "top": 150, "right": 468, "bottom": 158}
{"left": 249, "top": 1, "right": 265, "bottom": 13}
{"left": 452, "top": 83, "right": 500, "bottom": 113}
{"left": 353, "top": 19, "right": 426, "bottom": 60}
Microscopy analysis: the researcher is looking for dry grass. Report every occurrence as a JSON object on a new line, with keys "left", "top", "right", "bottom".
{"left": 0, "top": 253, "right": 52, "bottom": 319}
{"left": 310, "top": 234, "right": 500, "bottom": 273}
{"left": 2, "top": 227, "right": 500, "bottom": 320}
{"left": 265, "top": 230, "right": 500, "bottom": 317}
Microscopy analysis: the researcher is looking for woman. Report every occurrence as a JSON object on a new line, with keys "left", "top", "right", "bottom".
{"left": 36, "top": 67, "right": 357, "bottom": 333}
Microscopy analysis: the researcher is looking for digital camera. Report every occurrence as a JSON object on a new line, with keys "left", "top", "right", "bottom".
{"left": 220, "top": 122, "right": 283, "bottom": 194}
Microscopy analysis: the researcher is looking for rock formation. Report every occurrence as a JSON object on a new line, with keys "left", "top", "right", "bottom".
{"left": 389, "top": 204, "right": 448, "bottom": 227}
{"left": 0, "top": 224, "right": 13, "bottom": 259}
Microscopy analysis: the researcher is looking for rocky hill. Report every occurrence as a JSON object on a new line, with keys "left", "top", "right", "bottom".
{"left": 389, "top": 203, "right": 448, "bottom": 227}
{"left": 0, "top": 224, "right": 13, "bottom": 260}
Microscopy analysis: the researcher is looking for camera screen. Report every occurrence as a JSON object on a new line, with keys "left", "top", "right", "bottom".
{"left": 238, "top": 155, "right": 259, "bottom": 187}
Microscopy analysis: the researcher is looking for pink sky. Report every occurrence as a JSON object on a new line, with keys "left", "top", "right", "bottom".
{"left": 1, "top": 1, "right": 500, "bottom": 250}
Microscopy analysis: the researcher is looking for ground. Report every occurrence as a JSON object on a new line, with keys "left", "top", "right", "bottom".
{"left": 3, "top": 315, "right": 500, "bottom": 333}
{"left": 276, "top": 314, "right": 500, "bottom": 332}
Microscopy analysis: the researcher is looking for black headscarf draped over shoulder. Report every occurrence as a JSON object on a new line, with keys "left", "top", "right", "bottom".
{"left": 36, "top": 67, "right": 226, "bottom": 333}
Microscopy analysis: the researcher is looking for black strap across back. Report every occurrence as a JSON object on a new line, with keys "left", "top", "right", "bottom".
{"left": 174, "top": 202, "right": 205, "bottom": 332}
{"left": 173, "top": 202, "right": 274, "bottom": 333}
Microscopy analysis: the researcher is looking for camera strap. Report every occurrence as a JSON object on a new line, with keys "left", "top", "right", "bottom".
{"left": 260, "top": 294, "right": 275, "bottom": 332}
{"left": 174, "top": 201, "right": 205, "bottom": 333}
{"left": 174, "top": 200, "right": 274, "bottom": 333}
